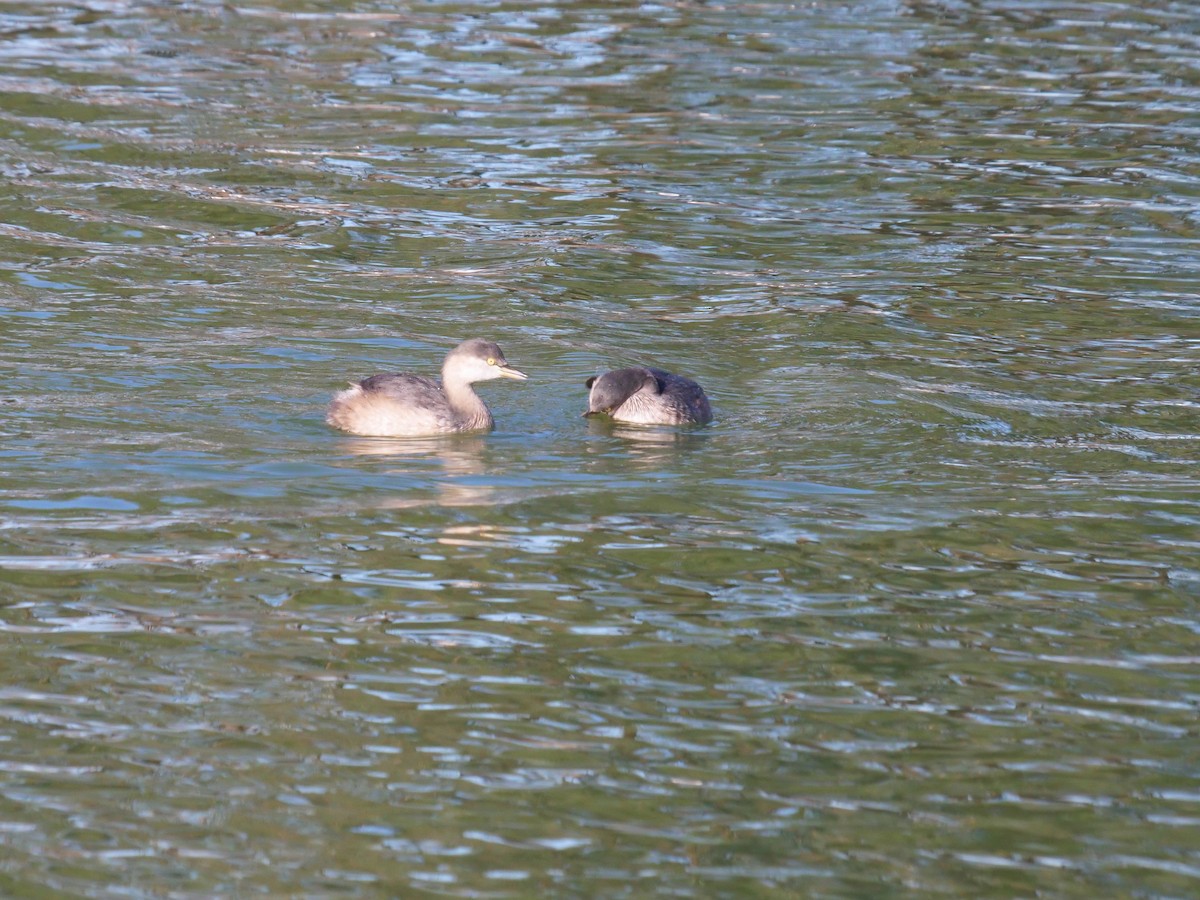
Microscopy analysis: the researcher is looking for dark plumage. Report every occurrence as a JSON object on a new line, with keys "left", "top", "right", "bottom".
{"left": 584, "top": 366, "right": 712, "bottom": 425}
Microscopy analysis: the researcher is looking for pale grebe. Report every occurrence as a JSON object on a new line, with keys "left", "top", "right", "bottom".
{"left": 584, "top": 366, "right": 712, "bottom": 425}
{"left": 327, "top": 338, "right": 526, "bottom": 437}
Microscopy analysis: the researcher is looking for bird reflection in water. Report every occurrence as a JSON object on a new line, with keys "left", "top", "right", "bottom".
{"left": 337, "top": 436, "right": 563, "bottom": 555}
{"left": 336, "top": 435, "right": 497, "bottom": 508}
{"left": 583, "top": 416, "right": 712, "bottom": 466}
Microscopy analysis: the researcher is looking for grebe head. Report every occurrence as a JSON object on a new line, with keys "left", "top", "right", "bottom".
{"left": 583, "top": 367, "right": 658, "bottom": 417}
{"left": 443, "top": 338, "right": 527, "bottom": 385}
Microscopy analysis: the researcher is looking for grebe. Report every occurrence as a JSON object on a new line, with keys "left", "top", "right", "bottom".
{"left": 327, "top": 338, "right": 526, "bottom": 437}
{"left": 584, "top": 366, "right": 711, "bottom": 425}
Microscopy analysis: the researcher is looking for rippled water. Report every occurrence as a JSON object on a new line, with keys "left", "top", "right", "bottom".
{"left": 0, "top": 0, "right": 1198, "bottom": 896}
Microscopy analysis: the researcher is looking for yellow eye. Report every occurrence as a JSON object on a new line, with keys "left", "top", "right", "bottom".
{"left": 486, "top": 357, "right": 496, "bottom": 366}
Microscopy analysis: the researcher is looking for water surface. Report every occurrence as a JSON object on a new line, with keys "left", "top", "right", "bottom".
{"left": 0, "top": 1, "right": 1198, "bottom": 896}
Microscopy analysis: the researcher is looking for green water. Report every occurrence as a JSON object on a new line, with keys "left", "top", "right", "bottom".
{"left": 0, "top": 1, "right": 1197, "bottom": 896}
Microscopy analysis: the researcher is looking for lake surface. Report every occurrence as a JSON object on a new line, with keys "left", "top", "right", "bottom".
{"left": 0, "top": 0, "right": 1197, "bottom": 896}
